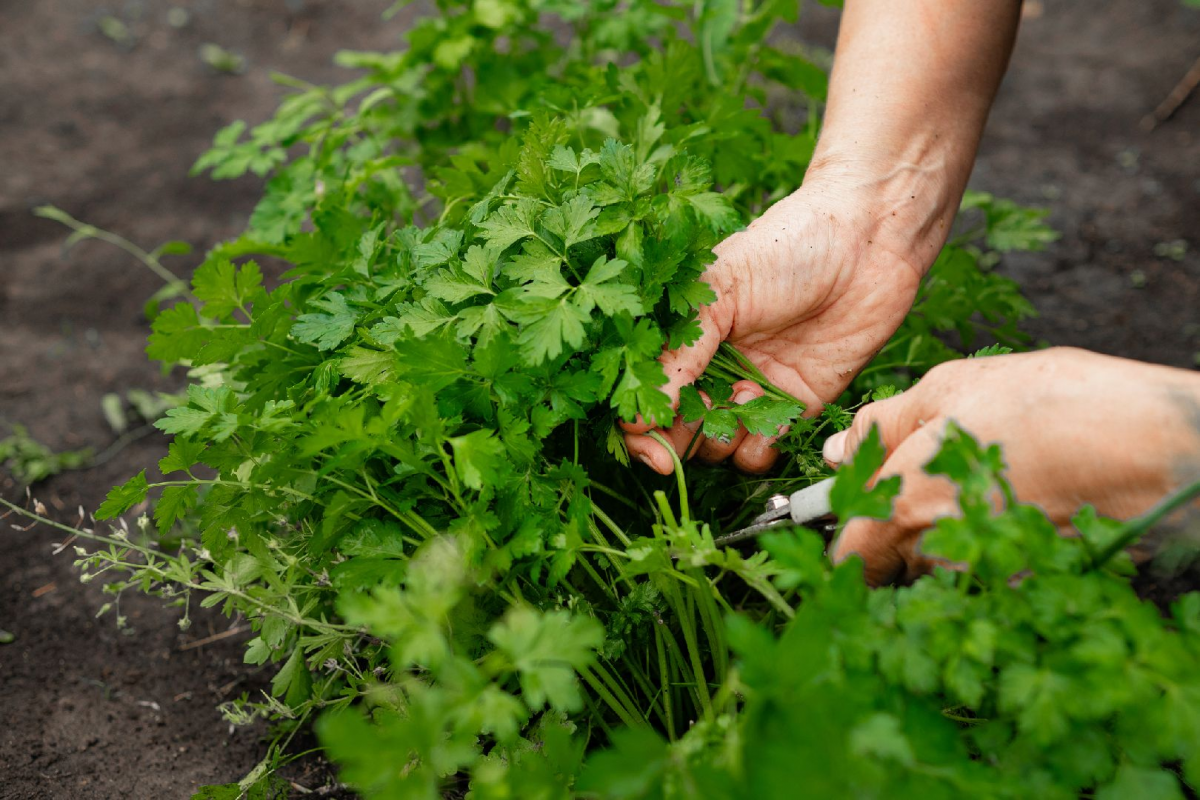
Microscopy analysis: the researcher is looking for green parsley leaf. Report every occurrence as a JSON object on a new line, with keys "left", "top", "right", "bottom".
{"left": 829, "top": 425, "right": 900, "bottom": 521}
{"left": 154, "top": 484, "right": 199, "bottom": 534}
{"left": 448, "top": 430, "right": 506, "bottom": 490}
{"left": 192, "top": 257, "right": 262, "bottom": 319}
{"left": 734, "top": 396, "right": 803, "bottom": 436}
{"left": 292, "top": 293, "right": 359, "bottom": 351}
{"left": 96, "top": 470, "right": 149, "bottom": 519}
{"left": 487, "top": 607, "right": 603, "bottom": 712}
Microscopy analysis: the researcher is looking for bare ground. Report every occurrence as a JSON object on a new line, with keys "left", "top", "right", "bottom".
{"left": 1, "top": 0, "right": 1197, "bottom": 796}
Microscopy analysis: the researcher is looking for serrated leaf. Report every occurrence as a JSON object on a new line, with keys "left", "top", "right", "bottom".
{"left": 448, "top": 429, "right": 505, "bottom": 490}
{"left": 542, "top": 195, "right": 600, "bottom": 249}
{"left": 423, "top": 266, "right": 495, "bottom": 304}
{"left": 598, "top": 138, "right": 655, "bottom": 200}
{"left": 96, "top": 470, "right": 149, "bottom": 519}
{"left": 374, "top": 297, "right": 455, "bottom": 342}
{"left": 506, "top": 239, "right": 563, "bottom": 283}
{"left": 666, "top": 314, "right": 703, "bottom": 349}
{"left": 271, "top": 647, "right": 312, "bottom": 706}
{"left": 686, "top": 192, "right": 740, "bottom": 233}
{"left": 829, "top": 425, "right": 900, "bottom": 521}
{"left": 514, "top": 297, "right": 590, "bottom": 364}
{"left": 155, "top": 406, "right": 216, "bottom": 437}
{"left": 155, "top": 484, "right": 199, "bottom": 534}
{"left": 678, "top": 385, "right": 708, "bottom": 423}
{"left": 969, "top": 344, "right": 1013, "bottom": 358}
{"left": 192, "top": 258, "right": 262, "bottom": 319}
{"left": 394, "top": 332, "right": 468, "bottom": 391}
{"left": 668, "top": 278, "right": 718, "bottom": 314}
{"left": 611, "top": 356, "right": 672, "bottom": 426}
{"left": 734, "top": 396, "right": 803, "bottom": 436}
{"left": 292, "top": 293, "right": 358, "bottom": 351}
{"left": 340, "top": 346, "right": 398, "bottom": 385}
{"left": 488, "top": 607, "right": 603, "bottom": 712}
{"left": 574, "top": 255, "right": 643, "bottom": 317}
{"left": 159, "top": 439, "right": 205, "bottom": 476}
{"left": 456, "top": 302, "right": 510, "bottom": 346}
{"left": 478, "top": 197, "right": 543, "bottom": 251}
{"left": 702, "top": 407, "right": 738, "bottom": 442}
{"left": 146, "top": 302, "right": 208, "bottom": 364}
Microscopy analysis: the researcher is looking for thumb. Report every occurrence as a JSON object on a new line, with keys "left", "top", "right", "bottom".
{"left": 830, "top": 420, "right": 958, "bottom": 586}
{"left": 619, "top": 296, "right": 731, "bottom": 434}
{"left": 823, "top": 389, "right": 929, "bottom": 467}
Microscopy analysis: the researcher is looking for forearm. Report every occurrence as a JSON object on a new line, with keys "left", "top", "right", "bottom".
{"left": 808, "top": 0, "right": 1021, "bottom": 266}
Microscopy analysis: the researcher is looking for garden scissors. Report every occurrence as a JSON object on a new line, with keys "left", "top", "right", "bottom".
{"left": 715, "top": 478, "right": 837, "bottom": 547}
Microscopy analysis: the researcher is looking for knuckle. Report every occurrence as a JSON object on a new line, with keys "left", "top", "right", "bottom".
{"left": 922, "top": 359, "right": 959, "bottom": 385}
{"left": 888, "top": 492, "right": 928, "bottom": 533}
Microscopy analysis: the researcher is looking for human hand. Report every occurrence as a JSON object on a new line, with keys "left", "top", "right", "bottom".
{"left": 620, "top": 171, "right": 935, "bottom": 475}
{"left": 824, "top": 348, "right": 1200, "bottom": 585}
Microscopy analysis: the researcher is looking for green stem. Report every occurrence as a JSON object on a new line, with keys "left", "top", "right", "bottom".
{"left": 591, "top": 503, "right": 633, "bottom": 547}
{"left": 589, "top": 480, "right": 640, "bottom": 513}
{"left": 692, "top": 575, "right": 728, "bottom": 682}
{"left": 662, "top": 580, "right": 713, "bottom": 721}
{"left": 1, "top": 497, "right": 357, "bottom": 635}
{"left": 621, "top": 652, "right": 667, "bottom": 729}
{"left": 34, "top": 206, "right": 194, "bottom": 298}
{"left": 654, "top": 624, "right": 677, "bottom": 740}
{"left": 647, "top": 431, "right": 689, "bottom": 525}
{"left": 578, "top": 664, "right": 643, "bottom": 729}
{"left": 1090, "top": 479, "right": 1200, "bottom": 570}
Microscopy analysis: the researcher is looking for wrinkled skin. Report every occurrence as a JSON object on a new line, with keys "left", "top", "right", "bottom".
{"left": 620, "top": 0, "right": 1022, "bottom": 475}
{"left": 823, "top": 348, "right": 1200, "bottom": 586}
{"left": 619, "top": 177, "right": 927, "bottom": 474}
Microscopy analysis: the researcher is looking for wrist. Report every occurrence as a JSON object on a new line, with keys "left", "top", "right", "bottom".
{"left": 800, "top": 147, "right": 965, "bottom": 276}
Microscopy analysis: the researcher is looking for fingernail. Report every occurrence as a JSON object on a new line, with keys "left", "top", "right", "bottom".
{"left": 637, "top": 453, "right": 656, "bottom": 470}
{"left": 733, "top": 390, "right": 756, "bottom": 405}
{"left": 823, "top": 431, "right": 848, "bottom": 465}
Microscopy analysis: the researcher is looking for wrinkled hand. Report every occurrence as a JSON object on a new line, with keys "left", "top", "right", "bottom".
{"left": 824, "top": 348, "right": 1200, "bottom": 585}
{"left": 620, "top": 178, "right": 929, "bottom": 475}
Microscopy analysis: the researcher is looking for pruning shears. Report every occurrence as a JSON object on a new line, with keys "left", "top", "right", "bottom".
{"left": 715, "top": 478, "right": 837, "bottom": 547}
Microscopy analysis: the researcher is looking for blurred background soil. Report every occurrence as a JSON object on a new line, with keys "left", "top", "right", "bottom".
{"left": 0, "top": 0, "right": 1197, "bottom": 796}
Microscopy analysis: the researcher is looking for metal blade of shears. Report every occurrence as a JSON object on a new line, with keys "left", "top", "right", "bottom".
{"left": 715, "top": 477, "right": 836, "bottom": 547}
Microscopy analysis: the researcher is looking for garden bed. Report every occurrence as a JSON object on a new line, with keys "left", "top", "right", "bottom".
{"left": 1, "top": 0, "right": 1198, "bottom": 796}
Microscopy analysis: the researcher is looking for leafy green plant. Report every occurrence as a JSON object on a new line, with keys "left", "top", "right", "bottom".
{"left": 17, "top": 0, "right": 1091, "bottom": 796}
{"left": 0, "top": 424, "right": 91, "bottom": 485}
{"left": 572, "top": 429, "right": 1200, "bottom": 800}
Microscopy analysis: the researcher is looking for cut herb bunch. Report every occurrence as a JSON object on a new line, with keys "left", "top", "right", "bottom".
{"left": 37, "top": 1, "right": 1181, "bottom": 797}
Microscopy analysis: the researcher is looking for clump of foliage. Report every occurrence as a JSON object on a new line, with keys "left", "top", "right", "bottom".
{"left": 325, "top": 427, "right": 1200, "bottom": 799}
{"left": 37, "top": 1, "right": 1200, "bottom": 798}
{"left": 0, "top": 424, "right": 91, "bottom": 485}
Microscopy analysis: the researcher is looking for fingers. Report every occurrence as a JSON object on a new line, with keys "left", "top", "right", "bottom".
{"left": 695, "top": 388, "right": 748, "bottom": 464}
{"left": 624, "top": 413, "right": 704, "bottom": 475}
{"left": 751, "top": 354, "right": 828, "bottom": 418}
{"left": 823, "top": 389, "right": 929, "bottom": 466}
{"left": 657, "top": 307, "right": 727, "bottom": 411}
{"left": 624, "top": 380, "right": 784, "bottom": 475}
{"left": 830, "top": 421, "right": 958, "bottom": 586}
{"left": 732, "top": 429, "right": 782, "bottom": 474}
{"left": 719, "top": 381, "right": 781, "bottom": 474}
{"left": 619, "top": 294, "right": 732, "bottom": 436}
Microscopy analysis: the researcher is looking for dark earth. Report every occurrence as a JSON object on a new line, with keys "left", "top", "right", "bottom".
{"left": 1, "top": 0, "right": 1198, "bottom": 797}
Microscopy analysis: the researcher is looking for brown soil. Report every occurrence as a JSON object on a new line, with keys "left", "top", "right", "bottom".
{"left": 1, "top": 0, "right": 1198, "bottom": 797}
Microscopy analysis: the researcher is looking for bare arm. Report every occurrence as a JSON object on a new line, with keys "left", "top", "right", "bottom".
{"left": 624, "top": 1, "right": 1024, "bottom": 474}
{"left": 813, "top": 0, "right": 1022, "bottom": 264}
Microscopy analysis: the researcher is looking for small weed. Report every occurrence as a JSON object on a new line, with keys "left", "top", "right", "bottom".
{"left": 199, "top": 44, "right": 246, "bottom": 75}
{"left": 0, "top": 424, "right": 91, "bottom": 484}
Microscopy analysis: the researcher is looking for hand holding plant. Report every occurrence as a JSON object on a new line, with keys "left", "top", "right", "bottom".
{"left": 620, "top": 173, "right": 935, "bottom": 474}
